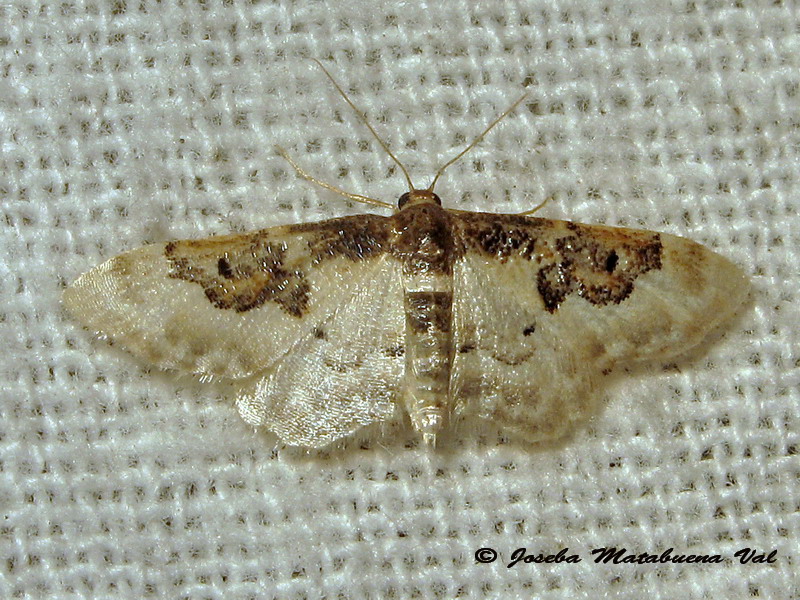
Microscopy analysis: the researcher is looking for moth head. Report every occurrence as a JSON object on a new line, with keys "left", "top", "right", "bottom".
{"left": 398, "top": 190, "right": 442, "bottom": 210}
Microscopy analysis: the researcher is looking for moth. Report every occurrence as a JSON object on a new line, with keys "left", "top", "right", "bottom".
{"left": 63, "top": 63, "right": 748, "bottom": 449}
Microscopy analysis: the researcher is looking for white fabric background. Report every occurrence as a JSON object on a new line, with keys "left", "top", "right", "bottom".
{"left": 1, "top": 0, "right": 797, "bottom": 598}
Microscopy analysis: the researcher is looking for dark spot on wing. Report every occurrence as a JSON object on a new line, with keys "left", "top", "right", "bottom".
{"left": 323, "top": 359, "right": 348, "bottom": 374}
{"left": 312, "top": 327, "right": 326, "bottom": 340}
{"left": 588, "top": 339, "right": 607, "bottom": 359}
{"left": 605, "top": 250, "right": 618, "bottom": 273}
{"left": 488, "top": 348, "right": 535, "bottom": 366}
{"left": 384, "top": 344, "right": 405, "bottom": 357}
{"left": 323, "top": 354, "right": 364, "bottom": 373}
{"left": 522, "top": 324, "right": 536, "bottom": 336}
{"left": 454, "top": 212, "right": 663, "bottom": 312}
{"left": 217, "top": 257, "right": 234, "bottom": 279}
{"left": 459, "top": 343, "right": 476, "bottom": 354}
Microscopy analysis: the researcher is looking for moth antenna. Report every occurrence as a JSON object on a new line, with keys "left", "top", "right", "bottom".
{"left": 312, "top": 59, "right": 418, "bottom": 192}
{"left": 276, "top": 145, "right": 393, "bottom": 209}
{"left": 427, "top": 92, "right": 528, "bottom": 192}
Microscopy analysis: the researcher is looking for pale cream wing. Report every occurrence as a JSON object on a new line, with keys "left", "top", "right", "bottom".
{"left": 235, "top": 254, "right": 406, "bottom": 448}
{"left": 449, "top": 212, "right": 748, "bottom": 443}
{"left": 63, "top": 214, "right": 393, "bottom": 380}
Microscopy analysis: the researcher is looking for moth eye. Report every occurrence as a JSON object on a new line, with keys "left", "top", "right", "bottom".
{"left": 398, "top": 192, "right": 411, "bottom": 209}
{"left": 605, "top": 251, "right": 619, "bottom": 273}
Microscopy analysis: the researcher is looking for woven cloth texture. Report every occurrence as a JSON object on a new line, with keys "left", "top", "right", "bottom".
{"left": 1, "top": 1, "right": 797, "bottom": 598}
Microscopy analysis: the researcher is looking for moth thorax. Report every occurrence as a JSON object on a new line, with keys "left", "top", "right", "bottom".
{"left": 398, "top": 190, "right": 442, "bottom": 209}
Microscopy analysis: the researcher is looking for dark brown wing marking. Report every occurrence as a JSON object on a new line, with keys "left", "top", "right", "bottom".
{"left": 287, "top": 215, "right": 390, "bottom": 263}
{"left": 165, "top": 214, "right": 390, "bottom": 317}
{"left": 455, "top": 212, "right": 663, "bottom": 313}
{"left": 165, "top": 235, "right": 310, "bottom": 316}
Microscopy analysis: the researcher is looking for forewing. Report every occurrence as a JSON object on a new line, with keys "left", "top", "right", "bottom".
{"left": 235, "top": 255, "right": 406, "bottom": 448}
{"left": 449, "top": 212, "right": 748, "bottom": 443}
{"left": 63, "top": 214, "right": 391, "bottom": 380}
